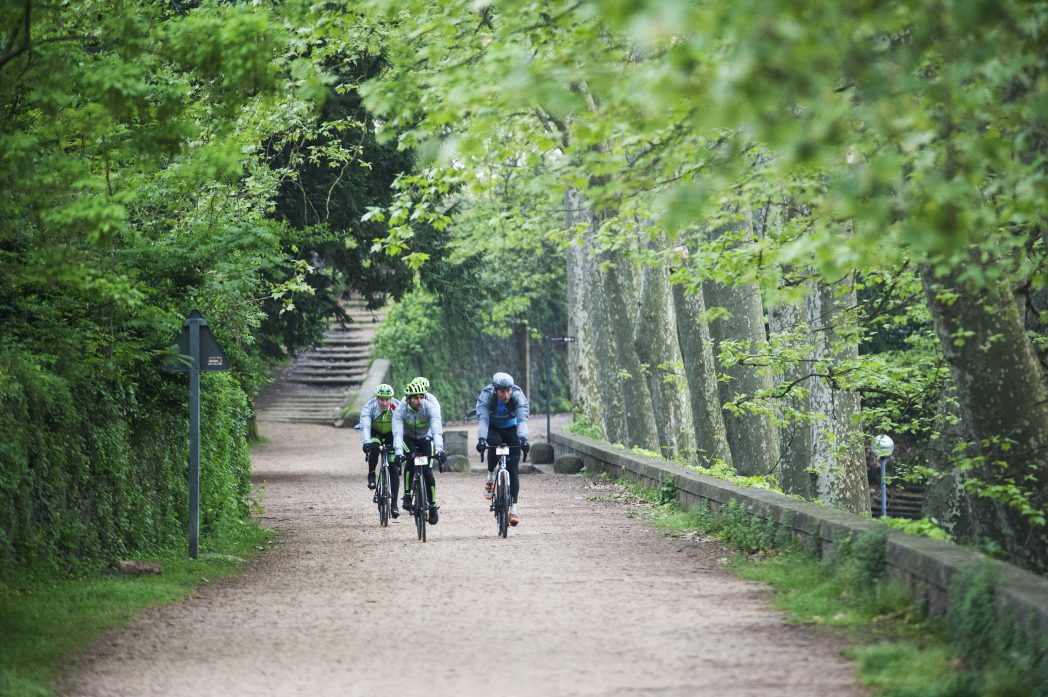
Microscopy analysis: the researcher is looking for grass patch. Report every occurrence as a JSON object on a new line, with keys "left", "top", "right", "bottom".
{"left": 0, "top": 522, "right": 274, "bottom": 697}
{"left": 586, "top": 473, "right": 1048, "bottom": 697}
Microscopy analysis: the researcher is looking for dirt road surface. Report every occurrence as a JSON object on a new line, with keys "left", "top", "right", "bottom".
{"left": 63, "top": 420, "right": 864, "bottom": 697}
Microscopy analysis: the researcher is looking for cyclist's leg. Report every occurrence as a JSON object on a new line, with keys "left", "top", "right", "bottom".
{"left": 402, "top": 435, "right": 418, "bottom": 507}
{"left": 503, "top": 428, "right": 522, "bottom": 503}
{"left": 366, "top": 440, "right": 379, "bottom": 487}
{"left": 402, "top": 462, "right": 414, "bottom": 509}
{"left": 382, "top": 435, "right": 399, "bottom": 503}
{"left": 484, "top": 430, "right": 504, "bottom": 497}
{"left": 500, "top": 427, "right": 521, "bottom": 522}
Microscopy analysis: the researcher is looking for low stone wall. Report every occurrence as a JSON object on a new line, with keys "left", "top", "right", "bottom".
{"left": 551, "top": 430, "right": 1048, "bottom": 638}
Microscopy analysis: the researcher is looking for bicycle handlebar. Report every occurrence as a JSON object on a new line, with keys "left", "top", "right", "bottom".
{"left": 478, "top": 443, "right": 528, "bottom": 463}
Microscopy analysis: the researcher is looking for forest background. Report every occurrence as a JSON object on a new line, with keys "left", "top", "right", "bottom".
{"left": 1, "top": 0, "right": 1046, "bottom": 579}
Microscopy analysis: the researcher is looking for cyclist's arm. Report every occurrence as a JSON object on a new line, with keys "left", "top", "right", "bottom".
{"left": 391, "top": 404, "right": 405, "bottom": 455}
{"left": 514, "top": 388, "right": 530, "bottom": 439}
{"left": 359, "top": 400, "right": 374, "bottom": 444}
{"left": 475, "top": 389, "right": 491, "bottom": 441}
{"left": 427, "top": 399, "right": 444, "bottom": 452}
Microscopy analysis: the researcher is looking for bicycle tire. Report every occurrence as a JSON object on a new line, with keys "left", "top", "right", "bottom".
{"left": 413, "top": 475, "right": 426, "bottom": 542}
{"left": 377, "top": 465, "right": 389, "bottom": 527}
{"left": 498, "top": 480, "right": 510, "bottom": 538}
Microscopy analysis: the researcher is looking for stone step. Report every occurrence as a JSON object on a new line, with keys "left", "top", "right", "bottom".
{"left": 291, "top": 358, "right": 370, "bottom": 368}
{"left": 303, "top": 350, "right": 371, "bottom": 360}
{"left": 287, "top": 369, "right": 367, "bottom": 379}
{"left": 257, "top": 415, "right": 340, "bottom": 424}
{"left": 286, "top": 376, "right": 365, "bottom": 385}
{"left": 262, "top": 396, "right": 346, "bottom": 404}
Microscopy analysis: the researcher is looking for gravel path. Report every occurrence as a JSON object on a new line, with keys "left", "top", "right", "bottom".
{"left": 63, "top": 420, "right": 864, "bottom": 697}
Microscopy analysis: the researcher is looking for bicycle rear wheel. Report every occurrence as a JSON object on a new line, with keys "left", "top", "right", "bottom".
{"left": 377, "top": 466, "right": 389, "bottom": 527}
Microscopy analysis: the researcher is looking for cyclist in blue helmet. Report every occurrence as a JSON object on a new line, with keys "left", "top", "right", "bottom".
{"left": 359, "top": 383, "right": 401, "bottom": 518}
{"left": 475, "top": 371, "right": 530, "bottom": 526}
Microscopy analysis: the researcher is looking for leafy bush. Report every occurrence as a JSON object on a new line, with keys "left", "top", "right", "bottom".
{"left": 0, "top": 347, "right": 252, "bottom": 576}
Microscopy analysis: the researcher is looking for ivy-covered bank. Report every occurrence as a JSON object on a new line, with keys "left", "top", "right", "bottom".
{"left": 0, "top": 2, "right": 418, "bottom": 576}
{"left": 0, "top": 348, "right": 251, "bottom": 576}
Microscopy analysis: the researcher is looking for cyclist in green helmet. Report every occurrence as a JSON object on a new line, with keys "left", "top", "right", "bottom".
{"left": 394, "top": 378, "right": 445, "bottom": 525}
{"left": 359, "top": 383, "right": 401, "bottom": 518}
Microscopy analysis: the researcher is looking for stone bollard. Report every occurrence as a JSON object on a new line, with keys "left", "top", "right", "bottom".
{"left": 554, "top": 455, "right": 584, "bottom": 474}
{"left": 443, "top": 429, "right": 470, "bottom": 472}
{"left": 530, "top": 442, "right": 554, "bottom": 464}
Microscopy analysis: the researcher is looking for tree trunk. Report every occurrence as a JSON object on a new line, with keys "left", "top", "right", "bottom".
{"left": 807, "top": 280, "right": 869, "bottom": 514}
{"left": 598, "top": 242, "right": 660, "bottom": 450}
{"left": 565, "top": 189, "right": 607, "bottom": 437}
{"left": 768, "top": 297, "right": 814, "bottom": 498}
{"left": 921, "top": 261, "right": 1048, "bottom": 573}
{"left": 672, "top": 283, "right": 733, "bottom": 467}
{"left": 704, "top": 279, "right": 781, "bottom": 477}
{"left": 634, "top": 256, "right": 696, "bottom": 458}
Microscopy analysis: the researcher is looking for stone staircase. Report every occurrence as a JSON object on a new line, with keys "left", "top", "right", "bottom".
{"left": 255, "top": 300, "right": 385, "bottom": 425}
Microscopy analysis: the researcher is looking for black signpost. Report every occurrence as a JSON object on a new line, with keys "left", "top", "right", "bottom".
{"left": 544, "top": 336, "right": 576, "bottom": 444}
{"left": 163, "top": 311, "right": 227, "bottom": 559}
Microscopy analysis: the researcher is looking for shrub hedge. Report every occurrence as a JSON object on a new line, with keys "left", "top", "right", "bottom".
{"left": 0, "top": 346, "right": 251, "bottom": 576}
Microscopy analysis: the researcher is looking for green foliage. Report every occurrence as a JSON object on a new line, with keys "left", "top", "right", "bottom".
{"left": 882, "top": 517, "right": 951, "bottom": 542}
{"left": 666, "top": 499, "right": 784, "bottom": 555}
{"left": 944, "top": 563, "right": 1048, "bottom": 697}
{"left": 0, "top": 1, "right": 413, "bottom": 576}
{"left": 566, "top": 412, "right": 605, "bottom": 440}
{"left": 347, "top": 0, "right": 1048, "bottom": 567}
{"left": 656, "top": 475, "right": 678, "bottom": 506}
{"left": 0, "top": 347, "right": 253, "bottom": 575}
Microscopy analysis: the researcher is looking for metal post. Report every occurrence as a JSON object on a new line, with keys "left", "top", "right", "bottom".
{"left": 545, "top": 337, "right": 552, "bottom": 442}
{"left": 879, "top": 456, "right": 887, "bottom": 518}
{"left": 188, "top": 316, "right": 202, "bottom": 559}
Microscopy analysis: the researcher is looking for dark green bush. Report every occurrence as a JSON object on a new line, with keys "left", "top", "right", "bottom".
{"left": 0, "top": 347, "right": 252, "bottom": 577}
{"left": 942, "top": 564, "right": 1048, "bottom": 697}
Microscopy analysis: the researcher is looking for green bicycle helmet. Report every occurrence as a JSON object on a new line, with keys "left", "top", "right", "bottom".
{"left": 404, "top": 380, "right": 426, "bottom": 396}
{"left": 413, "top": 376, "right": 430, "bottom": 393}
{"left": 375, "top": 383, "right": 395, "bottom": 398}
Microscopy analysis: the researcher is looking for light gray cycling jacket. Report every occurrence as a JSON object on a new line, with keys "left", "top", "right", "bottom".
{"left": 358, "top": 396, "right": 400, "bottom": 444}
{"left": 392, "top": 394, "right": 444, "bottom": 455}
{"left": 475, "top": 384, "right": 529, "bottom": 441}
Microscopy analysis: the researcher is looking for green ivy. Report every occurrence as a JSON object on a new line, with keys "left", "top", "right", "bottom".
{"left": 0, "top": 346, "right": 253, "bottom": 577}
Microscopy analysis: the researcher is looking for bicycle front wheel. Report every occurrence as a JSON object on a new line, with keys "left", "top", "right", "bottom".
{"left": 496, "top": 474, "right": 510, "bottom": 538}
{"left": 377, "top": 466, "right": 389, "bottom": 527}
{"left": 413, "top": 476, "right": 426, "bottom": 542}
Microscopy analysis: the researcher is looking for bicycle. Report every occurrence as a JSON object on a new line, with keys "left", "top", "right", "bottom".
{"left": 407, "top": 447, "right": 433, "bottom": 542}
{"left": 371, "top": 444, "right": 393, "bottom": 527}
{"left": 482, "top": 444, "right": 523, "bottom": 538}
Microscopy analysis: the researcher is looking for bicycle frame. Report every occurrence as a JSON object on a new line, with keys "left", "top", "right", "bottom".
{"left": 484, "top": 443, "right": 521, "bottom": 538}
{"left": 373, "top": 444, "right": 392, "bottom": 527}
{"left": 409, "top": 448, "right": 431, "bottom": 542}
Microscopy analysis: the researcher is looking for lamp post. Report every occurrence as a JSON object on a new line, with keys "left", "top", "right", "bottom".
{"left": 872, "top": 434, "right": 895, "bottom": 518}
